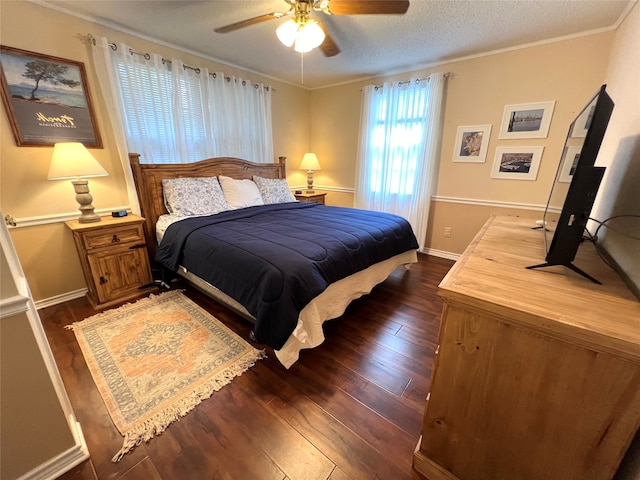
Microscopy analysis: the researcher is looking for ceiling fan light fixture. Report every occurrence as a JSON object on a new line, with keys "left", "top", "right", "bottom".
{"left": 295, "top": 20, "right": 325, "bottom": 52}
{"left": 276, "top": 18, "right": 298, "bottom": 47}
{"left": 277, "top": 17, "right": 325, "bottom": 52}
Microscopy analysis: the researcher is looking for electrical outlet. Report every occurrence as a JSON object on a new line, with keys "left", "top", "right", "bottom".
{"left": 444, "top": 227, "right": 452, "bottom": 238}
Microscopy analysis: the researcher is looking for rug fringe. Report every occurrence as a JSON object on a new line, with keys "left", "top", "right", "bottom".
{"left": 111, "top": 348, "right": 267, "bottom": 462}
{"left": 65, "top": 290, "right": 185, "bottom": 330}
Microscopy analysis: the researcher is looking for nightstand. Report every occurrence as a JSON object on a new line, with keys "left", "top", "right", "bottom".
{"left": 65, "top": 214, "right": 155, "bottom": 309}
{"left": 294, "top": 192, "right": 326, "bottom": 204}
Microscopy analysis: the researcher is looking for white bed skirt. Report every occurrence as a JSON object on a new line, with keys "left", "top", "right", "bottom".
{"left": 178, "top": 249, "right": 418, "bottom": 368}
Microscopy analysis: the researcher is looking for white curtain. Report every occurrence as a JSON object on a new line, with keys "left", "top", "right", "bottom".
{"left": 90, "top": 37, "right": 273, "bottom": 165}
{"left": 205, "top": 72, "right": 273, "bottom": 162}
{"left": 90, "top": 37, "right": 141, "bottom": 213}
{"left": 112, "top": 44, "right": 180, "bottom": 164}
{"left": 354, "top": 73, "right": 445, "bottom": 250}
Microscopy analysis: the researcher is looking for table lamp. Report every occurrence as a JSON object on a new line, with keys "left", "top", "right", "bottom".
{"left": 299, "top": 152, "right": 321, "bottom": 194}
{"left": 48, "top": 142, "right": 108, "bottom": 223}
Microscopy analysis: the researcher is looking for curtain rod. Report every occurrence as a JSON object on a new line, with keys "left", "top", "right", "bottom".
{"left": 80, "top": 34, "right": 275, "bottom": 92}
{"left": 368, "top": 72, "right": 454, "bottom": 91}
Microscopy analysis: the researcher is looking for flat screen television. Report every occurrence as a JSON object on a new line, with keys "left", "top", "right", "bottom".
{"left": 527, "top": 84, "right": 614, "bottom": 283}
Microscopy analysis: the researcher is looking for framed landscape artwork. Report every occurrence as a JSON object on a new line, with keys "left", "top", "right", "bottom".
{"left": 452, "top": 124, "right": 492, "bottom": 163}
{"left": 491, "top": 146, "right": 544, "bottom": 180}
{"left": 0, "top": 45, "right": 102, "bottom": 147}
{"left": 558, "top": 146, "right": 582, "bottom": 183}
{"left": 499, "top": 101, "right": 555, "bottom": 139}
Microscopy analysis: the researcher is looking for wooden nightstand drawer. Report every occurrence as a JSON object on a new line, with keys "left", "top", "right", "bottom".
{"left": 81, "top": 224, "right": 145, "bottom": 250}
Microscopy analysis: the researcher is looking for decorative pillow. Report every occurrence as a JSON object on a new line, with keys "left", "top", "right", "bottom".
{"left": 162, "top": 176, "right": 228, "bottom": 216}
{"left": 218, "top": 175, "right": 265, "bottom": 210}
{"left": 253, "top": 176, "right": 296, "bottom": 204}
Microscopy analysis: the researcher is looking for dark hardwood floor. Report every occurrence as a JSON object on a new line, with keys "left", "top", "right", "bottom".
{"left": 41, "top": 253, "right": 454, "bottom": 480}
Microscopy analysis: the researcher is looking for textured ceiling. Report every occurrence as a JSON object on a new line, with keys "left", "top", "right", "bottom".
{"left": 42, "top": 0, "right": 635, "bottom": 89}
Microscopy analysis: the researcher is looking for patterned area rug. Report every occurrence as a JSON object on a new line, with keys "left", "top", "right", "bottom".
{"left": 66, "top": 290, "right": 266, "bottom": 462}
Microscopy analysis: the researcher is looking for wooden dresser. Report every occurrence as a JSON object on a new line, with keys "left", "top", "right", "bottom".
{"left": 413, "top": 215, "right": 640, "bottom": 480}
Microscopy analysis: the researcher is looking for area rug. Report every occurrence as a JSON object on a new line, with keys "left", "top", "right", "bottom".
{"left": 66, "top": 290, "right": 266, "bottom": 462}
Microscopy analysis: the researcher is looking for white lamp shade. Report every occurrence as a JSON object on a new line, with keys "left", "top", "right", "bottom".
{"left": 276, "top": 19, "right": 298, "bottom": 47}
{"left": 299, "top": 152, "right": 321, "bottom": 171}
{"left": 294, "top": 21, "right": 325, "bottom": 53}
{"left": 48, "top": 142, "right": 108, "bottom": 180}
{"left": 277, "top": 18, "right": 325, "bottom": 53}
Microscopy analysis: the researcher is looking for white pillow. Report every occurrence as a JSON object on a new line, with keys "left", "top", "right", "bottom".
{"left": 162, "top": 177, "right": 228, "bottom": 216}
{"left": 253, "top": 176, "right": 296, "bottom": 204}
{"left": 218, "top": 175, "right": 265, "bottom": 210}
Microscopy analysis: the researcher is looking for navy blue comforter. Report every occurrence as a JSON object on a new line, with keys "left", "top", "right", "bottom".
{"left": 156, "top": 202, "right": 418, "bottom": 350}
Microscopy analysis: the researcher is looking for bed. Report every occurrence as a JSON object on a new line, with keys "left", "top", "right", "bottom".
{"left": 129, "top": 153, "right": 419, "bottom": 368}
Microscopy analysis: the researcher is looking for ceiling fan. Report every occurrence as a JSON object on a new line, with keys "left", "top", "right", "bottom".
{"left": 214, "top": 0, "right": 410, "bottom": 57}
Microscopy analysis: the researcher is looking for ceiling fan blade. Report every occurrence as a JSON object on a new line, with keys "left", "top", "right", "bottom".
{"left": 318, "top": 23, "right": 341, "bottom": 57}
{"left": 214, "top": 12, "right": 285, "bottom": 33}
{"left": 326, "top": 0, "right": 409, "bottom": 15}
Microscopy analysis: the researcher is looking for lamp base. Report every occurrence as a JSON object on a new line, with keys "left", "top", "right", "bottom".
{"left": 78, "top": 213, "right": 101, "bottom": 224}
{"left": 306, "top": 170, "right": 315, "bottom": 195}
{"left": 72, "top": 179, "right": 101, "bottom": 223}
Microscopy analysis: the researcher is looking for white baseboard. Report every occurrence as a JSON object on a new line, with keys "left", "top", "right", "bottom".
{"left": 35, "top": 289, "right": 87, "bottom": 310}
{"left": 422, "top": 248, "right": 461, "bottom": 261}
{"left": 16, "top": 416, "right": 89, "bottom": 480}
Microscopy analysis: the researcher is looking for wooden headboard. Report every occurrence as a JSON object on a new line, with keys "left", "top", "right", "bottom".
{"left": 129, "top": 153, "right": 287, "bottom": 260}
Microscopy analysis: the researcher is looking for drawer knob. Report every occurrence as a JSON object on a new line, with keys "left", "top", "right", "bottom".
{"left": 112, "top": 234, "right": 121, "bottom": 243}
{"left": 99, "top": 276, "right": 108, "bottom": 285}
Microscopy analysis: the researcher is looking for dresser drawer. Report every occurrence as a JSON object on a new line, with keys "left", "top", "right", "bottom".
{"left": 81, "top": 224, "right": 145, "bottom": 250}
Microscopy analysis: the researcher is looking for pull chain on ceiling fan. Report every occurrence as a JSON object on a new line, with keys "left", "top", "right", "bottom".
{"left": 213, "top": 0, "right": 410, "bottom": 57}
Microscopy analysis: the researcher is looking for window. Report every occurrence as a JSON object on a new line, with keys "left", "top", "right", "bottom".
{"left": 369, "top": 88, "right": 428, "bottom": 195}
{"left": 108, "top": 45, "right": 273, "bottom": 164}
{"left": 355, "top": 74, "right": 445, "bottom": 249}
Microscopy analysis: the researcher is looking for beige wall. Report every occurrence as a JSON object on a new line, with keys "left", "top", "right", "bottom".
{"left": 1, "top": 312, "right": 76, "bottom": 479}
{"left": 1, "top": 0, "right": 632, "bottom": 304}
{"left": 1, "top": 220, "right": 79, "bottom": 479}
{"left": 309, "top": 33, "right": 613, "bottom": 254}
{"left": 593, "top": 6, "right": 640, "bottom": 476}
{"left": 592, "top": 3, "right": 640, "bottom": 294}
{"left": 0, "top": 1, "right": 311, "bottom": 301}
{"left": 1, "top": 3, "right": 636, "bottom": 476}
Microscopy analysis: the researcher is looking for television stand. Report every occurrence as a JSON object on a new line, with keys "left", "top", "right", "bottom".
{"left": 413, "top": 215, "right": 640, "bottom": 480}
{"left": 526, "top": 261, "right": 602, "bottom": 284}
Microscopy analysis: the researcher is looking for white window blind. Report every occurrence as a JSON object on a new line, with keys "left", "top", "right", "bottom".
{"left": 108, "top": 43, "right": 273, "bottom": 164}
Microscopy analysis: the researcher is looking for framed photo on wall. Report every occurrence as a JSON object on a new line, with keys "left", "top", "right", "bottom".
{"left": 498, "top": 101, "right": 555, "bottom": 139}
{"left": 0, "top": 45, "right": 102, "bottom": 147}
{"left": 491, "top": 146, "right": 544, "bottom": 180}
{"left": 569, "top": 103, "right": 596, "bottom": 138}
{"left": 452, "top": 124, "right": 492, "bottom": 163}
{"left": 558, "top": 146, "right": 581, "bottom": 183}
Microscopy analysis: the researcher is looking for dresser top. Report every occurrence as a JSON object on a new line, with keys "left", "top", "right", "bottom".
{"left": 439, "top": 215, "right": 640, "bottom": 361}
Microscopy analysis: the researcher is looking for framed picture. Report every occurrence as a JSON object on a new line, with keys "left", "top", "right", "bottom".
{"left": 570, "top": 103, "right": 596, "bottom": 138}
{"left": 498, "top": 101, "right": 555, "bottom": 139}
{"left": 491, "top": 146, "right": 544, "bottom": 180}
{"left": 0, "top": 45, "right": 102, "bottom": 147}
{"left": 452, "top": 124, "right": 492, "bottom": 163}
{"left": 558, "top": 146, "right": 581, "bottom": 183}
